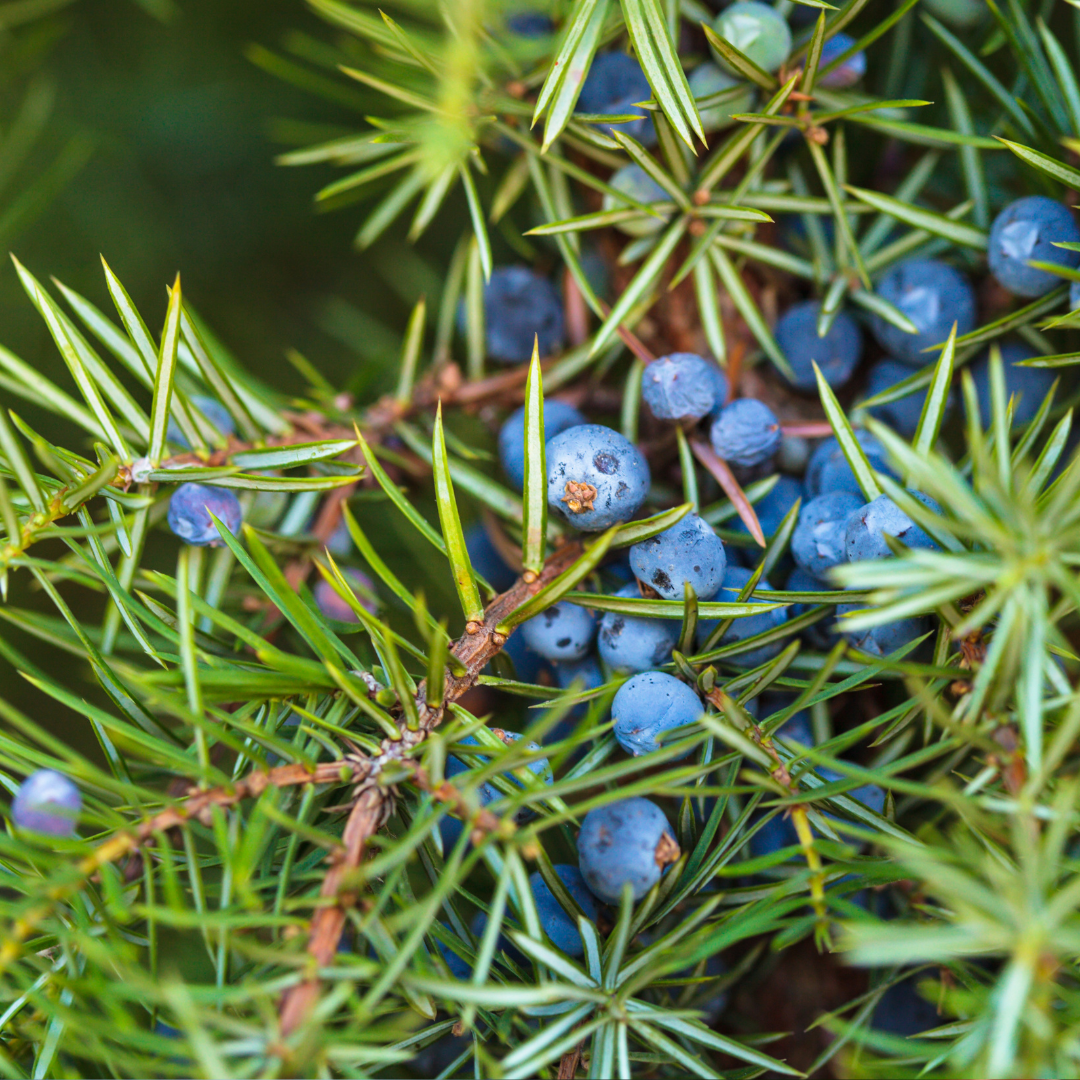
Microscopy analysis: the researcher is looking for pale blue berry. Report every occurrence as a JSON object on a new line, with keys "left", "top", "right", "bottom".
{"left": 792, "top": 491, "right": 864, "bottom": 576}
{"left": 12, "top": 769, "right": 81, "bottom": 838}
{"left": 598, "top": 583, "right": 679, "bottom": 672}
{"left": 629, "top": 513, "right": 727, "bottom": 601}
{"left": 167, "top": 483, "right": 242, "bottom": 547}
{"left": 529, "top": 865, "right": 600, "bottom": 957}
{"left": 578, "top": 797, "right": 678, "bottom": 903}
{"left": 499, "top": 400, "right": 586, "bottom": 490}
{"left": 641, "top": 353, "right": 718, "bottom": 420}
{"left": 520, "top": 600, "right": 597, "bottom": 662}
{"left": 989, "top": 196, "right": 1080, "bottom": 298}
{"left": 612, "top": 671, "right": 702, "bottom": 758}
{"left": 547, "top": 425, "right": 650, "bottom": 531}
{"left": 710, "top": 399, "right": 781, "bottom": 469}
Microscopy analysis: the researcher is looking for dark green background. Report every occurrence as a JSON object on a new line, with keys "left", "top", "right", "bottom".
{"left": 1, "top": 0, "right": 446, "bottom": 751}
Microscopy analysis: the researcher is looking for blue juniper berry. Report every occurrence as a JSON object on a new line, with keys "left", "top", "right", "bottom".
{"left": 546, "top": 424, "right": 650, "bottom": 531}
{"left": 871, "top": 259, "right": 976, "bottom": 365}
{"left": 167, "top": 394, "right": 235, "bottom": 449}
{"left": 439, "top": 730, "right": 552, "bottom": 851}
{"left": 612, "top": 671, "right": 703, "bottom": 758}
{"left": 805, "top": 432, "right": 897, "bottom": 497}
{"left": 817, "top": 33, "right": 866, "bottom": 88}
{"left": 12, "top": 769, "right": 82, "bottom": 838}
{"left": 629, "top": 512, "right": 727, "bottom": 601}
{"left": 733, "top": 475, "right": 803, "bottom": 539}
{"left": 710, "top": 398, "right": 781, "bottom": 469}
{"left": 696, "top": 565, "right": 788, "bottom": 667}
{"left": 864, "top": 358, "right": 956, "bottom": 438}
{"left": 603, "top": 164, "right": 671, "bottom": 236}
{"left": 529, "top": 865, "right": 601, "bottom": 957}
{"left": 836, "top": 605, "right": 931, "bottom": 657}
{"left": 641, "top": 353, "right": 719, "bottom": 420}
{"left": 792, "top": 491, "right": 864, "bottom": 577}
{"left": 167, "top": 483, "right": 243, "bottom": 547}
{"left": 498, "top": 399, "right": 586, "bottom": 490}
{"left": 844, "top": 492, "right": 941, "bottom": 562}
{"left": 577, "top": 797, "right": 680, "bottom": 903}
{"left": 988, "top": 196, "right": 1080, "bottom": 298}
{"left": 520, "top": 600, "right": 597, "bottom": 662}
{"left": 598, "top": 583, "right": 680, "bottom": 672}
{"left": 966, "top": 340, "right": 1056, "bottom": 428}
{"left": 464, "top": 265, "right": 565, "bottom": 364}
{"left": 775, "top": 301, "right": 863, "bottom": 392}
{"left": 575, "top": 52, "right": 657, "bottom": 145}
{"left": 313, "top": 567, "right": 377, "bottom": 622}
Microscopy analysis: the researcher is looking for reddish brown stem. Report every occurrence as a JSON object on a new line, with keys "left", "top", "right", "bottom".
{"left": 689, "top": 439, "right": 765, "bottom": 546}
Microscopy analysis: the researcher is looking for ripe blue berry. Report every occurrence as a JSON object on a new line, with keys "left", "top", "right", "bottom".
{"left": 705, "top": 360, "right": 731, "bottom": 418}
{"left": 750, "top": 766, "right": 884, "bottom": 858}
{"left": 612, "top": 671, "right": 702, "bottom": 758}
{"left": 836, "top": 605, "right": 930, "bottom": 657}
{"left": 313, "top": 567, "right": 376, "bottom": 622}
{"left": 465, "top": 522, "right": 518, "bottom": 593}
{"left": 818, "top": 33, "right": 866, "bottom": 88}
{"left": 711, "top": 1, "right": 792, "bottom": 74}
{"left": 547, "top": 424, "right": 650, "bottom": 531}
{"left": 603, "top": 164, "right": 671, "bottom": 236}
{"left": 503, "top": 631, "right": 549, "bottom": 684}
{"left": 710, "top": 398, "right": 781, "bottom": 469}
{"left": 469, "top": 909, "right": 526, "bottom": 967}
{"left": 575, "top": 52, "right": 656, "bottom": 146}
{"left": 786, "top": 565, "right": 839, "bottom": 650}
{"left": 989, "top": 196, "right": 1080, "bottom": 298}
{"left": 629, "top": 512, "right": 727, "bottom": 601}
{"left": 469, "top": 265, "right": 565, "bottom": 364}
{"left": 871, "top": 259, "right": 976, "bottom": 365}
{"left": 689, "top": 62, "right": 753, "bottom": 132}
{"left": 435, "top": 924, "right": 473, "bottom": 980}
{"left": 598, "top": 583, "right": 679, "bottom": 672}
{"left": 775, "top": 301, "right": 863, "bottom": 392}
{"left": 555, "top": 655, "right": 605, "bottom": 694}
{"left": 506, "top": 11, "right": 553, "bottom": 36}
{"left": 520, "top": 600, "right": 597, "bottom": 662}
{"left": 872, "top": 978, "right": 943, "bottom": 1037}
{"left": 578, "top": 797, "right": 679, "bottom": 903}
{"left": 167, "top": 395, "right": 235, "bottom": 449}
{"left": 499, "top": 400, "right": 586, "bottom": 490}
{"left": 12, "top": 769, "right": 81, "bottom": 838}
{"left": 641, "top": 353, "right": 718, "bottom": 420}
{"left": 551, "top": 654, "right": 607, "bottom": 729}
{"left": 1071, "top": 280, "right": 1080, "bottom": 311}
{"left": 792, "top": 491, "right": 864, "bottom": 577}
{"left": 439, "top": 730, "right": 552, "bottom": 850}
{"left": 864, "top": 358, "right": 956, "bottom": 438}
{"left": 844, "top": 492, "right": 941, "bottom": 562}
{"left": 805, "top": 432, "right": 897, "bottom": 497}
{"left": 967, "top": 340, "right": 1055, "bottom": 428}
{"left": 697, "top": 565, "right": 788, "bottom": 667}
{"left": 736, "top": 475, "right": 803, "bottom": 538}
{"left": 167, "top": 483, "right": 243, "bottom": 547}
{"left": 529, "top": 864, "right": 601, "bottom": 957}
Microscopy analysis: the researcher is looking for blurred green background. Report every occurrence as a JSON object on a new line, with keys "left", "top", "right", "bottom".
{"left": 3, "top": 0, "right": 425, "bottom": 404}
{"left": 0, "top": 0, "right": 446, "bottom": 750}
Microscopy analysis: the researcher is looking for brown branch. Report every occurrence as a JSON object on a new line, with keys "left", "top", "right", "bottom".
{"left": 0, "top": 759, "right": 363, "bottom": 977}
{"left": 276, "top": 537, "right": 584, "bottom": 1034}
{"left": 689, "top": 438, "right": 765, "bottom": 546}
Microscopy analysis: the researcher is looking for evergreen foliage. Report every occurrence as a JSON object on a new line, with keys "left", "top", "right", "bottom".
{"left": 3, "top": 0, "right": 1080, "bottom": 1077}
